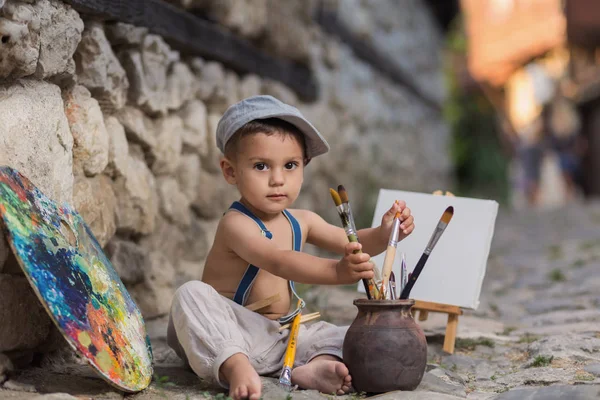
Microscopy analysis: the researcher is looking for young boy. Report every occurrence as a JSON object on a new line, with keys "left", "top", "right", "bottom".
{"left": 167, "top": 95, "right": 414, "bottom": 400}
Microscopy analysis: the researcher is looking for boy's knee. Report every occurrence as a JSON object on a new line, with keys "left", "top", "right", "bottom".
{"left": 175, "top": 280, "right": 217, "bottom": 303}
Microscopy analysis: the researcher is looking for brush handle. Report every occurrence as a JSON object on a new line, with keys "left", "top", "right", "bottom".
{"left": 399, "top": 253, "right": 428, "bottom": 299}
{"left": 346, "top": 233, "right": 375, "bottom": 298}
{"left": 337, "top": 211, "right": 379, "bottom": 299}
{"left": 380, "top": 245, "right": 397, "bottom": 299}
{"left": 282, "top": 302, "right": 302, "bottom": 368}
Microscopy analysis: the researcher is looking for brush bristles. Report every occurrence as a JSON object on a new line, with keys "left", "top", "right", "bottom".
{"left": 338, "top": 185, "right": 349, "bottom": 204}
{"left": 329, "top": 188, "right": 342, "bottom": 206}
{"left": 441, "top": 206, "right": 454, "bottom": 224}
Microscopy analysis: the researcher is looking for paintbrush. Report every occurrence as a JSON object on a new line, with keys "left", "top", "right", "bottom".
{"left": 400, "top": 206, "right": 454, "bottom": 300}
{"left": 400, "top": 252, "right": 408, "bottom": 292}
{"left": 380, "top": 201, "right": 402, "bottom": 299}
{"left": 330, "top": 187, "right": 379, "bottom": 299}
{"left": 279, "top": 299, "right": 303, "bottom": 390}
{"left": 389, "top": 271, "right": 397, "bottom": 300}
{"left": 338, "top": 185, "right": 381, "bottom": 299}
{"left": 279, "top": 312, "right": 321, "bottom": 332}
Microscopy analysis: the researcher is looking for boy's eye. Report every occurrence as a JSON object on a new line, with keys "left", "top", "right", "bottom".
{"left": 285, "top": 162, "right": 299, "bottom": 170}
{"left": 254, "top": 163, "right": 268, "bottom": 171}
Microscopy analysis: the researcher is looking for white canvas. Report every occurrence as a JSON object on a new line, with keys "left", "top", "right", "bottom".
{"left": 359, "top": 189, "right": 499, "bottom": 309}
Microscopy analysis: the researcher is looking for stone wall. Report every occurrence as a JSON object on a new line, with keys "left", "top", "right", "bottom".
{"left": 0, "top": 0, "right": 451, "bottom": 358}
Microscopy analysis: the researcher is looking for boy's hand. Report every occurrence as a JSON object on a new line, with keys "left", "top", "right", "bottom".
{"left": 335, "top": 242, "right": 374, "bottom": 284}
{"left": 380, "top": 200, "right": 414, "bottom": 243}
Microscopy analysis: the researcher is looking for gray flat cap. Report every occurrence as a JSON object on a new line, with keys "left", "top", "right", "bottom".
{"left": 216, "top": 95, "right": 330, "bottom": 160}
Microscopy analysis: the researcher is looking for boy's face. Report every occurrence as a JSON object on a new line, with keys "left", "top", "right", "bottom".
{"left": 220, "top": 132, "right": 305, "bottom": 216}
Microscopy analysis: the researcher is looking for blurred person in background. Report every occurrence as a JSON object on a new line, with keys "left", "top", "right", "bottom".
{"left": 517, "top": 116, "right": 545, "bottom": 207}
{"left": 544, "top": 93, "right": 587, "bottom": 201}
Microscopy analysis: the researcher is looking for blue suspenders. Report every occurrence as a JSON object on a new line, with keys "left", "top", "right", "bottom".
{"left": 228, "top": 201, "right": 305, "bottom": 324}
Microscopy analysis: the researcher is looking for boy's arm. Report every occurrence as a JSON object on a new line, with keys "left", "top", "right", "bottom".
{"left": 221, "top": 213, "right": 373, "bottom": 285}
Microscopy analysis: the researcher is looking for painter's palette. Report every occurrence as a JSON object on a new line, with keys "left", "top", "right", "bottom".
{"left": 0, "top": 166, "right": 152, "bottom": 392}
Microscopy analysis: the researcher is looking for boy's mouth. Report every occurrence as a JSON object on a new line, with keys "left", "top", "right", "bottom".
{"left": 267, "top": 194, "right": 287, "bottom": 199}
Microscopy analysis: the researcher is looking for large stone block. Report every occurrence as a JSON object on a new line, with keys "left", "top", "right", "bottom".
{"left": 139, "top": 217, "right": 185, "bottom": 263}
{"left": 103, "top": 116, "right": 129, "bottom": 178}
{"left": 176, "top": 153, "right": 201, "bottom": 203}
{"left": 191, "top": 168, "right": 238, "bottom": 219}
{"left": 34, "top": 0, "right": 83, "bottom": 80}
{"left": 120, "top": 34, "right": 179, "bottom": 116}
{"left": 112, "top": 154, "right": 158, "bottom": 235}
{"left": 149, "top": 115, "right": 183, "bottom": 176}
{"left": 75, "top": 21, "right": 129, "bottom": 113}
{"left": 156, "top": 176, "right": 191, "bottom": 227}
{"left": 239, "top": 74, "right": 262, "bottom": 100}
{"left": 63, "top": 85, "right": 110, "bottom": 177}
{"left": 180, "top": 217, "right": 217, "bottom": 263}
{"left": 0, "top": 1, "right": 39, "bottom": 79}
{"left": 115, "top": 106, "right": 156, "bottom": 149}
{"left": 129, "top": 251, "right": 175, "bottom": 319}
{"left": 0, "top": 79, "right": 73, "bottom": 204}
{"left": 193, "top": 61, "right": 225, "bottom": 102}
{"left": 105, "top": 22, "right": 148, "bottom": 46}
{"left": 104, "top": 238, "right": 147, "bottom": 285}
{"left": 0, "top": 275, "right": 52, "bottom": 352}
{"left": 178, "top": 100, "right": 208, "bottom": 155}
{"left": 72, "top": 174, "right": 116, "bottom": 247}
{"left": 202, "top": 112, "right": 224, "bottom": 174}
{"left": 262, "top": 0, "right": 311, "bottom": 64}
{"left": 166, "top": 62, "right": 196, "bottom": 111}
{"left": 0, "top": 0, "right": 83, "bottom": 81}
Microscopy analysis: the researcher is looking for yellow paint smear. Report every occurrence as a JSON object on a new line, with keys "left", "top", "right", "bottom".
{"left": 78, "top": 331, "right": 92, "bottom": 347}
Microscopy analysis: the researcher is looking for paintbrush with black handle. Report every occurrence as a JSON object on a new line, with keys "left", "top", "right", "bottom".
{"left": 400, "top": 206, "right": 454, "bottom": 300}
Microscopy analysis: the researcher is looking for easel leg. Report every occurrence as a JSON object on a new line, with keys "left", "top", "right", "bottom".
{"left": 418, "top": 310, "right": 429, "bottom": 321}
{"left": 443, "top": 314, "right": 459, "bottom": 354}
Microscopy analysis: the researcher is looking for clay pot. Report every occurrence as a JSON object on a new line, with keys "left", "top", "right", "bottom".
{"left": 343, "top": 299, "right": 427, "bottom": 393}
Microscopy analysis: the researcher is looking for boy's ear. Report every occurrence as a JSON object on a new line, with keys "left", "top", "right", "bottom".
{"left": 220, "top": 157, "right": 237, "bottom": 185}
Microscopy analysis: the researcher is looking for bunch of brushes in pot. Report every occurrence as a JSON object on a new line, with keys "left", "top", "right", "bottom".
{"left": 330, "top": 185, "right": 455, "bottom": 300}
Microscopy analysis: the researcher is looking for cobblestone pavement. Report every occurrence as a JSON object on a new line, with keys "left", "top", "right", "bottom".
{"left": 2, "top": 201, "right": 600, "bottom": 399}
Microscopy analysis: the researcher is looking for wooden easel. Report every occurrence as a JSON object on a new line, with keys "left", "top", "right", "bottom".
{"left": 411, "top": 300, "right": 462, "bottom": 354}
{"left": 409, "top": 190, "right": 462, "bottom": 354}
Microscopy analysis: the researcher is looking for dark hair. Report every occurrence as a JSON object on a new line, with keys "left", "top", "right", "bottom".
{"left": 224, "top": 118, "right": 307, "bottom": 162}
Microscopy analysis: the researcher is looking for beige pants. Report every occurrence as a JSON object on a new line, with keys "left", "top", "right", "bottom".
{"left": 167, "top": 280, "right": 347, "bottom": 387}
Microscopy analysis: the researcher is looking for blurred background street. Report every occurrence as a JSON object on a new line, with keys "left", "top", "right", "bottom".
{"left": 2, "top": 0, "right": 600, "bottom": 399}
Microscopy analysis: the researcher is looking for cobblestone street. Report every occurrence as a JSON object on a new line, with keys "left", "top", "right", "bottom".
{"left": 2, "top": 201, "right": 600, "bottom": 399}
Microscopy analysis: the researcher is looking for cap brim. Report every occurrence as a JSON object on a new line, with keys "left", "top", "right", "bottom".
{"left": 258, "top": 114, "right": 330, "bottom": 160}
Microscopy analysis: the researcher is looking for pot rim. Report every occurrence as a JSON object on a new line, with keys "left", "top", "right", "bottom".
{"left": 353, "top": 298, "right": 415, "bottom": 306}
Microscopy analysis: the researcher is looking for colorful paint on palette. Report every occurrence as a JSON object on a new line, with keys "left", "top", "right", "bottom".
{"left": 0, "top": 167, "right": 153, "bottom": 392}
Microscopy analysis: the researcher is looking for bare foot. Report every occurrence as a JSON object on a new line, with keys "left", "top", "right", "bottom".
{"left": 219, "top": 353, "right": 262, "bottom": 400}
{"left": 291, "top": 355, "right": 352, "bottom": 395}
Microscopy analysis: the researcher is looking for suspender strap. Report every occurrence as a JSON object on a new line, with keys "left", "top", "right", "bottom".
{"left": 279, "top": 209, "right": 306, "bottom": 324}
{"left": 228, "top": 202, "right": 305, "bottom": 325}
{"left": 230, "top": 202, "right": 272, "bottom": 305}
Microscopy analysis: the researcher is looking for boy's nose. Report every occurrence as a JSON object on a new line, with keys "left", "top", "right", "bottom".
{"left": 269, "top": 169, "right": 285, "bottom": 186}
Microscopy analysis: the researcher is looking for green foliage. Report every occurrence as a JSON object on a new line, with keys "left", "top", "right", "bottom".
{"left": 529, "top": 355, "right": 554, "bottom": 368}
{"left": 548, "top": 268, "right": 566, "bottom": 282}
{"left": 579, "top": 240, "right": 600, "bottom": 251}
{"left": 153, "top": 374, "right": 177, "bottom": 399}
{"left": 444, "top": 16, "right": 510, "bottom": 203}
{"left": 500, "top": 326, "right": 517, "bottom": 336}
{"left": 547, "top": 244, "right": 563, "bottom": 260}
{"left": 574, "top": 373, "right": 595, "bottom": 381}
{"left": 518, "top": 333, "right": 540, "bottom": 344}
